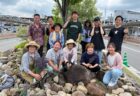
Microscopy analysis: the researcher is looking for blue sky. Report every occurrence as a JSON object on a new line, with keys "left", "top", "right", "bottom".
{"left": 0, "top": 0, "right": 140, "bottom": 18}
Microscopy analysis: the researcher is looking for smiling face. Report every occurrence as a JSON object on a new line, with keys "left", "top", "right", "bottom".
{"left": 72, "top": 13, "right": 78, "bottom": 21}
{"left": 108, "top": 44, "right": 116, "bottom": 54}
{"left": 28, "top": 45, "right": 37, "bottom": 54}
{"left": 67, "top": 43, "right": 74, "bottom": 49}
{"left": 54, "top": 25, "right": 61, "bottom": 33}
{"left": 87, "top": 47, "right": 94, "bottom": 55}
{"left": 48, "top": 17, "right": 54, "bottom": 25}
{"left": 115, "top": 17, "right": 123, "bottom": 27}
{"left": 53, "top": 42, "right": 61, "bottom": 52}
{"left": 34, "top": 16, "right": 40, "bottom": 24}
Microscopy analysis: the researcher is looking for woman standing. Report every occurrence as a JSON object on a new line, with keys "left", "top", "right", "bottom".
{"left": 81, "top": 20, "right": 92, "bottom": 53}
{"left": 90, "top": 17, "right": 105, "bottom": 64}
{"left": 103, "top": 43, "right": 123, "bottom": 87}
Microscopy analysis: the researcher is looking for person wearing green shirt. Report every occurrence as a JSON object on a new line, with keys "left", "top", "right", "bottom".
{"left": 63, "top": 11, "right": 82, "bottom": 42}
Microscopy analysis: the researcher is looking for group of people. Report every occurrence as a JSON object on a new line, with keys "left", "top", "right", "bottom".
{"left": 20, "top": 11, "right": 128, "bottom": 87}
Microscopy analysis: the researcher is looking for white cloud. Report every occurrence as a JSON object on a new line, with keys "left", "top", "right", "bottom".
{"left": 0, "top": 0, "right": 55, "bottom": 17}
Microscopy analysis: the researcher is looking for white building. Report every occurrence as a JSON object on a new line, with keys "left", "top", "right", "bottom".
{"left": 114, "top": 10, "right": 140, "bottom": 22}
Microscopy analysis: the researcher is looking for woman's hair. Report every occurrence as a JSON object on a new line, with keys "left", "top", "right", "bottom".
{"left": 107, "top": 42, "right": 116, "bottom": 49}
{"left": 84, "top": 20, "right": 92, "bottom": 29}
{"left": 86, "top": 43, "right": 94, "bottom": 50}
{"left": 53, "top": 40, "right": 61, "bottom": 47}
{"left": 47, "top": 16, "right": 54, "bottom": 21}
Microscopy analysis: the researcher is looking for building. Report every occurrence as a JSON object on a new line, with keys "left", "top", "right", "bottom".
{"left": 114, "top": 10, "right": 140, "bottom": 22}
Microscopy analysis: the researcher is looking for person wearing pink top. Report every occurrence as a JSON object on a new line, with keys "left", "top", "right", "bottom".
{"left": 103, "top": 43, "right": 123, "bottom": 87}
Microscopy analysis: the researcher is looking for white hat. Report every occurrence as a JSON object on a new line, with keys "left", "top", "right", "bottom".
{"left": 65, "top": 39, "right": 76, "bottom": 46}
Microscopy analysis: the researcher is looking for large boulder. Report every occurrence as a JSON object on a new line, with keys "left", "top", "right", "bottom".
{"left": 64, "top": 65, "right": 95, "bottom": 84}
{"left": 86, "top": 82, "right": 106, "bottom": 96}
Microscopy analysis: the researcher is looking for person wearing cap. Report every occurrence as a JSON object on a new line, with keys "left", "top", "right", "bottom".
{"left": 90, "top": 17, "right": 105, "bottom": 64}
{"left": 49, "top": 23, "right": 64, "bottom": 48}
{"left": 81, "top": 20, "right": 92, "bottom": 53}
{"left": 46, "top": 41, "right": 63, "bottom": 74}
{"left": 81, "top": 43, "right": 100, "bottom": 73}
{"left": 62, "top": 39, "right": 77, "bottom": 71}
{"left": 20, "top": 41, "right": 47, "bottom": 84}
{"left": 63, "top": 11, "right": 82, "bottom": 42}
{"left": 28, "top": 14, "right": 45, "bottom": 57}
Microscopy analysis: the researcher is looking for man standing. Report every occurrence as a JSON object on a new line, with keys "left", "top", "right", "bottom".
{"left": 108, "top": 15, "right": 128, "bottom": 53}
{"left": 63, "top": 11, "right": 82, "bottom": 42}
{"left": 28, "top": 14, "right": 45, "bottom": 57}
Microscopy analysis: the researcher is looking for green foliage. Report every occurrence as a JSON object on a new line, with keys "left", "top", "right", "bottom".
{"left": 52, "top": 6, "right": 63, "bottom": 23}
{"left": 15, "top": 41, "right": 27, "bottom": 49}
{"left": 16, "top": 26, "right": 28, "bottom": 40}
{"left": 68, "top": 0, "right": 101, "bottom": 21}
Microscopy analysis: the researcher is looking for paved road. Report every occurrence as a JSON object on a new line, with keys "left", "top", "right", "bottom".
{"left": 104, "top": 39, "right": 140, "bottom": 72}
{"left": 0, "top": 38, "right": 22, "bottom": 52}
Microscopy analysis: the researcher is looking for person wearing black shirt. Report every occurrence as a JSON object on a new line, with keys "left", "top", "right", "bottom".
{"left": 81, "top": 43, "right": 100, "bottom": 72}
{"left": 90, "top": 17, "right": 105, "bottom": 64}
{"left": 108, "top": 15, "right": 128, "bottom": 53}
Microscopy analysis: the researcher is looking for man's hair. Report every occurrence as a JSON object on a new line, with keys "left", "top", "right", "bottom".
{"left": 34, "top": 14, "right": 40, "bottom": 17}
{"left": 115, "top": 15, "right": 123, "bottom": 21}
{"left": 71, "top": 11, "right": 79, "bottom": 15}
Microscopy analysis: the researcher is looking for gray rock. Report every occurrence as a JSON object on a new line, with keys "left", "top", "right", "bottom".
{"left": 51, "top": 83, "right": 63, "bottom": 92}
{"left": 119, "top": 92, "right": 132, "bottom": 96}
{"left": 76, "top": 85, "right": 88, "bottom": 94}
{"left": 122, "top": 85, "right": 129, "bottom": 90}
{"left": 58, "top": 91, "right": 67, "bottom": 96}
{"left": 72, "top": 91, "right": 85, "bottom": 96}
{"left": 112, "top": 88, "right": 124, "bottom": 95}
{"left": 64, "top": 83, "right": 73, "bottom": 93}
{"left": 86, "top": 82, "right": 106, "bottom": 96}
{"left": 128, "top": 86, "right": 136, "bottom": 92}
{"left": 53, "top": 76, "right": 59, "bottom": 83}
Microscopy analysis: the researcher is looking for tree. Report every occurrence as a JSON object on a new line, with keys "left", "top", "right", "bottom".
{"left": 68, "top": 0, "right": 101, "bottom": 22}
{"left": 53, "top": 0, "right": 83, "bottom": 23}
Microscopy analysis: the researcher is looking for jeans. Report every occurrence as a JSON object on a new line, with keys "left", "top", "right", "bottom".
{"left": 103, "top": 69, "right": 123, "bottom": 85}
{"left": 95, "top": 51, "right": 103, "bottom": 64}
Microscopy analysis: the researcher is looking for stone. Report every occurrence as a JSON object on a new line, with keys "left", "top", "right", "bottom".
{"left": 64, "top": 83, "right": 73, "bottom": 93}
{"left": 66, "top": 94, "right": 71, "bottom": 96}
{"left": 76, "top": 85, "right": 88, "bottom": 94}
{"left": 96, "top": 70, "right": 105, "bottom": 81}
{"left": 105, "top": 93, "right": 118, "bottom": 96}
{"left": 53, "top": 76, "right": 59, "bottom": 83}
{"left": 64, "top": 65, "right": 92, "bottom": 84}
{"left": 58, "top": 91, "right": 67, "bottom": 96}
{"left": 10, "top": 88, "right": 18, "bottom": 95}
{"left": 51, "top": 83, "right": 63, "bottom": 92}
{"left": 72, "top": 86, "right": 77, "bottom": 92}
{"left": 117, "top": 80, "right": 124, "bottom": 87}
{"left": 128, "top": 86, "right": 136, "bottom": 92}
{"left": 44, "top": 83, "right": 51, "bottom": 90}
{"left": 119, "top": 92, "right": 132, "bottom": 96}
{"left": 78, "top": 82, "right": 84, "bottom": 86}
{"left": 0, "top": 91, "right": 7, "bottom": 96}
{"left": 90, "top": 79, "right": 97, "bottom": 83}
{"left": 122, "top": 85, "right": 129, "bottom": 90}
{"left": 112, "top": 88, "right": 124, "bottom": 95}
{"left": 72, "top": 91, "right": 85, "bottom": 96}
{"left": 36, "top": 89, "right": 46, "bottom": 96}
{"left": 29, "top": 90, "right": 36, "bottom": 96}
{"left": 86, "top": 82, "right": 106, "bottom": 96}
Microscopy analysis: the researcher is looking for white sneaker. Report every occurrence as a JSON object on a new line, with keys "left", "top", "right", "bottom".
{"left": 108, "top": 81, "right": 117, "bottom": 87}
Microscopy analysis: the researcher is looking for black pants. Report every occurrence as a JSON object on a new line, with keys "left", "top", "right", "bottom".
{"left": 38, "top": 45, "right": 44, "bottom": 57}
{"left": 47, "top": 42, "right": 50, "bottom": 51}
{"left": 88, "top": 66, "right": 100, "bottom": 72}
{"left": 81, "top": 41, "right": 88, "bottom": 53}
